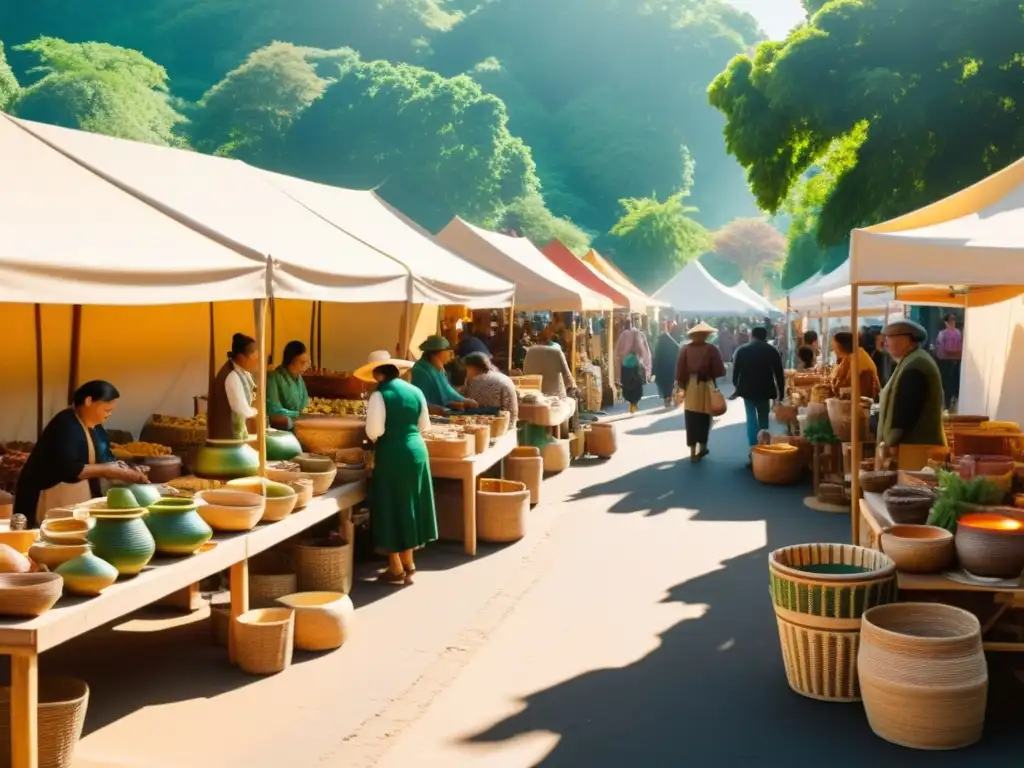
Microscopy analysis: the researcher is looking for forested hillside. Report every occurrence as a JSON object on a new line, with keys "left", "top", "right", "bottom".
{"left": 0, "top": 0, "right": 765, "bottom": 291}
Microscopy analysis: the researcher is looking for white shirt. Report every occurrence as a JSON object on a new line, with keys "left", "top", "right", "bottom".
{"left": 365, "top": 390, "right": 431, "bottom": 442}
{"left": 225, "top": 365, "right": 259, "bottom": 419}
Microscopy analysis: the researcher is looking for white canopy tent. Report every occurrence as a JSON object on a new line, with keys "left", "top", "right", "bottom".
{"left": 653, "top": 260, "right": 766, "bottom": 316}
{"left": 436, "top": 218, "right": 614, "bottom": 311}
{"left": 733, "top": 281, "right": 781, "bottom": 315}
{"left": 788, "top": 261, "right": 853, "bottom": 312}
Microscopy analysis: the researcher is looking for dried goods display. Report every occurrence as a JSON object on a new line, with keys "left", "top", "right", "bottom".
{"left": 165, "top": 475, "right": 223, "bottom": 494}
{"left": 151, "top": 413, "right": 206, "bottom": 427}
{"left": 302, "top": 397, "right": 367, "bottom": 418}
{"left": 0, "top": 451, "right": 30, "bottom": 493}
{"left": 111, "top": 441, "right": 173, "bottom": 459}
{"left": 0, "top": 441, "right": 35, "bottom": 454}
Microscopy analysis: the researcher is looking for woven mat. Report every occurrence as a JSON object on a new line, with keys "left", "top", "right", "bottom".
{"left": 803, "top": 496, "right": 849, "bottom": 514}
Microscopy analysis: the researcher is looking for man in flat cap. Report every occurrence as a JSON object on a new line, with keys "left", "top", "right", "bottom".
{"left": 877, "top": 319, "right": 947, "bottom": 468}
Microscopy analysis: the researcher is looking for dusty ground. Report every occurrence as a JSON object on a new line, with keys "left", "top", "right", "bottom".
{"left": 36, "top": 392, "right": 1023, "bottom": 767}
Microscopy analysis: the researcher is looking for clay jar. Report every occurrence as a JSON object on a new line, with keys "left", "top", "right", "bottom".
{"left": 954, "top": 513, "right": 1024, "bottom": 579}
{"left": 144, "top": 497, "right": 213, "bottom": 556}
{"left": 859, "top": 603, "right": 987, "bottom": 750}
{"left": 87, "top": 510, "right": 156, "bottom": 576}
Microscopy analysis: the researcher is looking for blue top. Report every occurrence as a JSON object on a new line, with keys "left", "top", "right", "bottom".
{"left": 410, "top": 356, "right": 464, "bottom": 407}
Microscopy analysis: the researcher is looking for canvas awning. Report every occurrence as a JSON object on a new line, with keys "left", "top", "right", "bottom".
{"left": 732, "top": 281, "right": 780, "bottom": 315}
{"left": 261, "top": 172, "right": 514, "bottom": 308}
{"left": 653, "top": 260, "right": 766, "bottom": 316}
{"left": 14, "top": 117, "right": 412, "bottom": 304}
{"left": 787, "top": 261, "right": 852, "bottom": 311}
{"left": 582, "top": 249, "right": 667, "bottom": 309}
{"left": 0, "top": 114, "right": 267, "bottom": 305}
{"left": 540, "top": 241, "right": 629, "bottom": 309}
{"left": 436, "top": 218, "right": 614, "bottom": 311}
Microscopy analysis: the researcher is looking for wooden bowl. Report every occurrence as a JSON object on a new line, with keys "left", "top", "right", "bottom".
{"left": 295, "top": 453, "right": 336, "bottom": 474}
{"left": 880, "top": 525, "right": 954, "bottom": 574}
{"left": 0, "top": 529, "right": 39, "bottom": 555}
{"left": 0, "top": 572, "right": 63, "bottom": 617}
{"left": 29, "top": 541, "right": 91, "bottom": 570}
{"left": 955, "top": 513, "right": 1024, "bottom": 579}
{"left": 194, "top": 490, "right": 264, "bottom": 532}
{"left": 302, "top": 467, "right": 338, "bottom": 496}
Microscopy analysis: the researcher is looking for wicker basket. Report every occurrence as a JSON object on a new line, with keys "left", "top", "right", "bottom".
{"left": 773, "top": 402, "right": 799, "bottom": 424}
{"left": 585, "top": 423, "right": 617, "bottom": 458}
{"left": 0, "top": 573, "right": 63, "bottom": 618}
{"left": 278, "top": 592, "right": 355, "bottom": 652}
{"left": 424, "top": 435, "right": 473, "bottom": 460}
{"left": 297, "top": 538, "right": 353, "bottom": 595}
{"left": 770, "top": 435, "right": 812, "bottom": 470}
{"left": 234, "top": 608, "right": 295, "bottom": 675}
{"left": 510, "top": 375, "right": 543, "bottom": 391}
{"left": 0, "top": 677, "right": 89, "bottom": 768}
{"left": 541, "top": 439, "right": 571, "bottom": 473}
{"left": 294, "top": 417, "right": 366, "bottom": 454}
{"left": 477, "top": 479, "right": 529, "bottom": 543}
{"left": 776, "top": 616, "right": 861, "bottom": 702}
{"left": 768, "top": 544, "right": 898, "bottom": 631}
{"left": 249, "top": 572, "right": 298, "bottom": 607}
{"left": 464, "top": 425, "right": 491, "bottom": 454}
{"left": 489, "top": 411, "right": 511, "bottom": 438}
{"left": 506, "top": 447, "right": 542, "bottom": 505}
{"left": 570, "top": 429, "right": 587, "bottom": 459}
{"left": 751, "top": 444, "right": 803, "bottom": 485}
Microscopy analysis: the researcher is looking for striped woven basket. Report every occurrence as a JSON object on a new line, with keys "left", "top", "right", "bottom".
{"left": 768, "top": 544, "right": 897, "bottom": 631}
{"left": 776, "top": 617, "right": 862, "bottom": 702}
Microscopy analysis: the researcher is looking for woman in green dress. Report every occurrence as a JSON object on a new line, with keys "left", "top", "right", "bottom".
{"left": 356, "top": 350, "right": 437, "bottom": 585}
{"left": 266, "top": 340, "right": 311, "bottom": 429}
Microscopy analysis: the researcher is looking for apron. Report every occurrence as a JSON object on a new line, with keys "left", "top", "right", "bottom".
{"left": 231, "top": 367, "right": 257, "bottom": 440}
{"left": 36, "top": 417, "right": 95, "bottom": 521}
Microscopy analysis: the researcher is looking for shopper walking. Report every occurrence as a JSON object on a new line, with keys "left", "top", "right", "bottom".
{"left": 675, "top": 322, "right": 726, "bottom": 462}
{"left": 615, "top": 317, "right": 652, "bottom": 413}
{"left": 732, "top": 326, "right": 786, "bottom": 451}
{"left": 653, "top": 330, "right": 680, "bottom": 407}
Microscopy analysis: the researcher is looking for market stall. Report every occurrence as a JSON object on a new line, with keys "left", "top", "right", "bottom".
{"left": 652, "top": 260, "right": 766, "bottom": 317}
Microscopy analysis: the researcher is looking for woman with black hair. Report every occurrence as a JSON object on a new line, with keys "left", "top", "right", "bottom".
{"left": 14, "top": 380, "right": 147, "bottom": 525}
{"left": 356, "top": 350, "right": 436, "bottom": 585}
{"left": 207, "top": 333, "right": 260, "bottom": 440}
{"left": 266, "top": 340, "right": 310, "bottom": 430}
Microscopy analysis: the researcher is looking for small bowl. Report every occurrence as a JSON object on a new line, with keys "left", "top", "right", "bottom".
{"left": 295, "top": 453, "right": 335, "bottom": 474}
{"left": 880, "top": 525, "right": 954, "bottom": 574}
{"left": 0, "top": 529, "right": 39, "bottom": 555}
{"left": 302, "top": 467, "right": 338, "bottom": 496}
{"left": 41, "top": 518, "right": 91, "bottom": 545}
{"left": 28, "top": 541, "right": 92, "bottom": 570}
{"left": 194, "top": 490, "right": 264, "bottom": 532}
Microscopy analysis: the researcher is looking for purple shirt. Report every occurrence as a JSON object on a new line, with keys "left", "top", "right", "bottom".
{"left": 936, "top": 327, "right": 962, "bottom": 359}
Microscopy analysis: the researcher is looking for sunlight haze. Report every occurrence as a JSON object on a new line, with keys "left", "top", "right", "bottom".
{"left": 725, "top": 0, "right": 807, "bottom": 40}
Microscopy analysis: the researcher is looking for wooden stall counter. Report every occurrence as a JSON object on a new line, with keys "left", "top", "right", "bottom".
{"left": 0, "top": 480, "right": 366, "bottom": 768}
{"left": 518, "top": 397, "right": 576, "bottom": 428}
{"left": 430, "top": 430, "right": 518, "bottom": 556}
{"left": 860, "top": 492, "right": 1024, "bottom": 653}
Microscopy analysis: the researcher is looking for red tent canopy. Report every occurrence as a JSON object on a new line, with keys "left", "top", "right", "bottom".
{"left": 540, "top": 240, "right": 628, "bottom": 309}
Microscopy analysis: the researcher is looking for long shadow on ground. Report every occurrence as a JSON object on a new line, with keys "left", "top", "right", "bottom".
{"left": 467, "top": 412, "right": 1023, "bottom": 766}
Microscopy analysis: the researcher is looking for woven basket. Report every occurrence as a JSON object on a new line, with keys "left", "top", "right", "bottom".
{"left": 277, "top": 592, "right": 355, "bottom": 652}
{"left": 464, "top": 425, "right": 491, "bottom": 454}
{"left": 294, "top": 417, "right": 366, "bottom": 454}
{"left": 249, "top": 572, "right": 298, "bottom": 607}
{"left": 541, "top": 439, "right": 571, "bottom": 473}
{"left": 506, "top": 447, "right": 542, "bottom": 505}
{"left": 510, "top": 375, "right": 543, "bottom": 391}
{"left": 0, "top": 677, "right": 89, "bottom": 768}
{"left": 860, "top": 470, "right": 898, "bottom": 494}
{"left": 770, "top": 435, "right": 812, "bottom": 470}
{"left": 234, "top": 608, "right": 295, "bottom": 675}
{"left": 570, "top": 429, "right": 587, "bottom": 459}
{"left": 585, "top": 423, "right": 617, "bottom": 458}
{"left": 773, "top": 402, "right": 799, "bottom": 424}
{"left": 751, "top": 444, "right": 803, "bottom": 485}
{"left": 425, "top": 435, "right": 473, "bottom": 460}
{"left": 477, "top": 479, "right": 529, "bottom": 543}
{"left": 859, "top": 603, "right": 987, "bottom": 750}
{"left": 768, "top": 544, "right": 897, "bottom": 631}
{"left": 776, "top": 616, "right": 861, "bottom": 702}
{"left": 489, "top": 411, "right": 511, "bottom": 438}
{"left": 297, "top": 539, "right": 353, "bottom": 595}
{"left": 0, "top": 573, "right": 63, "bottom": 618}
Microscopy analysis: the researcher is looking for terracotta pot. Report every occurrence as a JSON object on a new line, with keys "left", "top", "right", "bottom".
{"left": 859, "top": 603, "right": 987, "bottom": 750}
{"left": 954, "top": 513, "right": 1024, "bottom": 579}
{"left": 880, "top": 525, "right": 954, "bottom": 574}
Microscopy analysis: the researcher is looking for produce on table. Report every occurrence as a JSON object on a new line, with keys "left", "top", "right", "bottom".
{"left": 302, "top": 397, "right": 367, "bottom": 418}
{"left": 166, "top": 476, "right": 223, "bottom": 494}
{"left": 802, "top": 418, "right": 840, "bottom": 445}
{"left": 151, "top": 414, "right": 206, "bottom": 427}
{"left": 927, "top": 470, "right": 1004, "bottom": 533}
{"left": 112, "top": 441, "right": 173, "bottom": 458}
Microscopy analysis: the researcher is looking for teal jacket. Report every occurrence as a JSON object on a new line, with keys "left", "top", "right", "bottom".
{"left": 411, "top": 357, "right": 464, "bottom": 407}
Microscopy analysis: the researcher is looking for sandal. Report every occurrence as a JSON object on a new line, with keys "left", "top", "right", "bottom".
{"left": 377, "top": 568, "right": 406, "bottom": 585}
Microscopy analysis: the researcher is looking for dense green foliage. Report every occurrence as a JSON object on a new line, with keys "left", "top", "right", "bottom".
{"left": 0, "top": 0, "right": 764, "bottom": 285}
{"left": 710, "top": 0, "right": 1024, "bottom": 285}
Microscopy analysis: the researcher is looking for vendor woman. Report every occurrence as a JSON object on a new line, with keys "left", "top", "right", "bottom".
{"left": 207, "top": 333, "right": 260, "bottom": 440}
{"left": 14, "top": 380, "right": 147, "bottom": 526}
{"left": 356, "top": 350, "right": 437, "bottom": 585}
{"left": 411, "top": 335, "right": 478, "bottom": 414}
{"left": 266, "top": 340, "right": 310, "bottom": 429}
{"left": 830, "top": 331, "right": 881, "bottom": 399}
{"left": 876, "top": 319, "right": 946, "bottom": 468}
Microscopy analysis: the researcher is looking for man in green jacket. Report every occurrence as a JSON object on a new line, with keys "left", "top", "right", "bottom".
{"left": 877, "top": 319, "right": 946, "bottom": 464}
{"left": 411, "top": 335, "right": 479, "bottom": 414}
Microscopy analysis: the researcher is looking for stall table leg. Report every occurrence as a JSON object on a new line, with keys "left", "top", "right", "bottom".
{"left": 10, "top": 650, "right": 38, "bottom": 768}
{"left": 462, "top": 467, "right": 477, "bottom": 556}
{"left": 227, "top": 559, "right": 250, "bottom": 665}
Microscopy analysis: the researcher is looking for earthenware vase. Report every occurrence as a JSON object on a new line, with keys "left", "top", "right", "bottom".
{"left": 195, "top": 439, "right": 260, "bottom": 479}
{"left": 56, "top": 550, "right": 119, "bottom": 596}
{"left": 144, "top": 497, "right": 213, "bottom": 556}
{"left": 87, "top": 510, "right": 156, "bottom": 576}
{"left": 266, "top": 429, "right": 302, "bottom": 461}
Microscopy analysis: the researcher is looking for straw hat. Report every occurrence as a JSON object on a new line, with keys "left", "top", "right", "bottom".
{"left": 687, "top": 321, "right": 717, "bottom": 336}
{"left": 353, "top": 350, "right": 414, "bottom": 383}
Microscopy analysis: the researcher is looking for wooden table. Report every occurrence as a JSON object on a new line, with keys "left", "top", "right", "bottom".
{"left": 0, "top": 480, "right": 366, "bottom": 768}
{"left": 429, "top": 430, "right": 518, "bottom": 556}
{"left": 518, "top": 397, "right": 576, "bottom": 428}
{"left": 860, "top": 492, "right": 1024, "bottom": 652}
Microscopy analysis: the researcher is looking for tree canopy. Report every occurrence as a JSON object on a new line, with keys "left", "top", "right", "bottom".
{"left": 711, "top": 218, "right": 787, "bottom": 289}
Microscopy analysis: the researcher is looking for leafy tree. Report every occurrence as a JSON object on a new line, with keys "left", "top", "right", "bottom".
{"left": 0, "top": 42, "right": 18, "bottom": 109}
{"left": 709, "top": 0, "right": 1024, "bottom": 247}
{"left": 606, "top": 192, "right": 712, "bottom": 292}
{"left": 11, "top": 37, "right": 185, "bottom": 146}
{"left": 189, "top": 43, "right": 355, "bottom": 162}
{"left": 496, "top": 192, "right": 592, "bottom": 255}
{"left": 282, "top": 58, "right": 539, "bottom": 231}
{"left": 711, "top": 218, "right": 787, "bottom": 288}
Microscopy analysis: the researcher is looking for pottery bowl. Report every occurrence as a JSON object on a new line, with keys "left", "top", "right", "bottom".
{"left": 880, "top": 525, "right": 954, "bottom": 574}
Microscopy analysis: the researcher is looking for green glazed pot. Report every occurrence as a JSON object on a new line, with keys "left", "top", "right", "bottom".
{"left": 87, "top": 511, "right": 156, "bottom": 576}
{"left": 195, "top": 440, "right": 260, "bottom": 479}
{"left": 144, "top": 497, "right": 213, "bottom": 556}
{"left": 56, "top": 550, "right": 119, "bottom": 596}
{"left": 266, "top": 429, "right": 302, "bottom": 461}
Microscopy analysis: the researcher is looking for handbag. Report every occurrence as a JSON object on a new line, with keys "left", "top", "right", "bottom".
{"left": 708, "top": 387, "right": 727, "bottom": 417}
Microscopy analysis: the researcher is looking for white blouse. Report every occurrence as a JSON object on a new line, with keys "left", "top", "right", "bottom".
{"left": 225, "top": 367, "right": 258, "bottom": 419}
{"left": 365, "top": 390, "right": 431, "bottom": 442}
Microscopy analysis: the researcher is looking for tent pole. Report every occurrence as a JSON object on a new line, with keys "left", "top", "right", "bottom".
{"left": 507, "top": 294, "right": 516, "bottom": 373}
{"left": 607, "top": 311, "right": 615, "bottom": 397}
{"left": 208, "top": 302, "right": 216, "bottom": 404}
{"left": 34, "top": 304, "right": 43, "bottom": 439}
{"left": 254, "top": 299, "right": 268, "bottom": 477}
{"left": 401, "top": 276, "right": 415, "bottom": 359}
{"left": 316, "top": 301, "right": 323, "bottom": 369}
{"left": 571, "top": 317, "right": 578, "bottom": 375}
{"left": 67, "top": 305, "right": 82, "bottom": 405}
{"left": 269, "top": 298, "right": 277, "bottom": 366}
{"left": 308, "top": 302, "right": 317, "bottom": 368}
{"left": 850, "top": 284, "right": 861, "bottom": 545}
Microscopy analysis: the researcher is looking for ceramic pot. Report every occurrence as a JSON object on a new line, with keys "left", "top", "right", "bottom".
{"left": 266, "top": 429, "right": 302, "bottom": 461}
{"left": 954, "top": 513, "right": 1024, "bottom": 578}
{"left": 56, "top": 551, "right": 119, "bottom": 595}
{"left": 859, "top": 603, "right": 987, "bottom": 750}
{"left": 144, "top": 497, "right": 213, "bottom": 556}
{"left": 195, "top": 439, "right": 260, "bottom": 479}
{"left": 87, "top": 511, "right": 156, "bottom": 576}
{"left": 277, "top": 592, "right": 355, "bottom": 652}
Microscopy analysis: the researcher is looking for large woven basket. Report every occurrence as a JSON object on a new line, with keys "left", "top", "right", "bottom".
{"left": 234, "top": 607, "right": 295, "bottom": 675}
{"left": 297, "top": 538, "right": 353, "bottom": 595}
{"left": 751, "top": 444, "right": 803, "bottom": 485}
{"left": 585, "top": 423, "right": 617, "bottom": 458}
{"left": 477, "top": 479, "right": 529, "bottom": 543}
{"left": 769, "top": 544, "right": 897, "bottom": 630}
{"left": 464, "top": 425, "right": 491, "bottom": 454}
{"left": 541, "top": 439, "right": 571, "bottom": 473}
{"left": 424, "top": 435, "right": 473, "bottom": 460}
{"left": 489, "top": 411, "right": 511, "bottom": 438}
{"left": 776, "top": 616, "right": 861, "bottom": 702}
{"left": 506, "top": 447, "right": 542, "bottom": 505}
{"left": 294, "top": 417, "right": 366, "bottom": 454}
{"left": 278, "top": 592, "right": 355, "bottom": 652}
{"left": 249, "top": 572, "right": 298, "bottom": 607}
{"left": 0, "top": 677, "right": 89, "bottom": 768}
